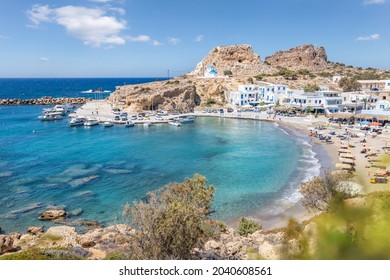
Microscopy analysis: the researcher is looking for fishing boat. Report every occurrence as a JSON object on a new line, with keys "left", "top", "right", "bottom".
{"left": 143, "top": 121, "right": 152, "bottom": 127}
{"left": 125, "top": 120, "right": 135, "bottom": 127}
{"left": 103, "top": 121, "right": 114, "bottom": 127}
{"left": 38, "top": 113, "right": 64, "bottom": 121}
{"left": 68, "top": 117, "right": 84, "bottom": 127}
{"left": 84, "top": 118, "right": 99, "bottom": 126}
{"left": 169, "top": 120, "right": 181, "bottom": 127}
{"left": 179, "top": 116, "right": 195, "bottom": 123}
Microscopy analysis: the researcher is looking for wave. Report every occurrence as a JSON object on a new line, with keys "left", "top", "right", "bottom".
{"left": 257, "top": 136, "right": 321, "bottom": 216}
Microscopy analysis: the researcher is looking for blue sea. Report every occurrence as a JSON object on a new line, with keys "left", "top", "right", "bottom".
{"left": 0, "top": 78, "right": 320, "bottom": 233}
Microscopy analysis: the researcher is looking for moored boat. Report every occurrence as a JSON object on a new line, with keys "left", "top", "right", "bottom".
{"left": 169, "top": 120, "right": 181, "bottom": 127}
{"left": 143, "top": 121, "right": 152, "bottom": 127}
{"left": 84, "top": 118, "right": 99, "bottom": 126}
{"left": 38, "top": 113, "right": 64, "bottom": 121}
{"left": 125, "top": 120, "right": 135, "bottom": 127}
{"left": 179, "top": 116, "right": 195, "bottom": 123}
{"left": 68, "top": 117, "right": 84, "bottom": 127}
{"left": 103, "top": 121, "right": 114, "bottom": 127}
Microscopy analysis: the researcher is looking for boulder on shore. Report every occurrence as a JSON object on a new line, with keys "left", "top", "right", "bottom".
{"left": 39, "top": 209, "right": 67, "bottom": 221}
{"left": 27, "top": 226, "right": 44, "bottom": 236}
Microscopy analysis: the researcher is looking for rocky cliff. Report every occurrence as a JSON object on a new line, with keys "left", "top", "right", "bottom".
{"left": 108, "top": 76, "right": 247, "bottom": 112}
{"left": 265, "top": 44, "right": 328, "bottom": 72}
{"left": 189, "top": 44, "right": 274, "bottom": 77}
{"left": 108, "top": 44, "right": 273, "bottom": 111}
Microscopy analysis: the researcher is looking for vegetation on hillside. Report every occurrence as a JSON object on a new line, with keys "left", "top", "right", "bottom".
{"left": 122, "top": 174, "right": 218, "bottom": 260}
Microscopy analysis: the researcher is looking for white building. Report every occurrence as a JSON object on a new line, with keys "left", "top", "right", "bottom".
{"left": 290, "top": 91, "right": 343, "bottom": 113}
{"left": 258, "top": 83, "right": 288, "bottom": 104}
{"left": 204, "top": 65, "right": 218, "bottom": 78}
{"left": 333, "top": 75, "right": 343, "bottom": 83}
{"left": 229, "top": 85, "right": 259, "bottom": 106}
{"left": 228, "top": 83, "right": 289, "bottom": 106}
{"left": 357, "top": 80, "right": 390, "bottom": 91}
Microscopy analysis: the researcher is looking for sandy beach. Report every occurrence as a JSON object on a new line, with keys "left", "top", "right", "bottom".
{"left": 73, "top": 100, "right": 390, "bottom": 230}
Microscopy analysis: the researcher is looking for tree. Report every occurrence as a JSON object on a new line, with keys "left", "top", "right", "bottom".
{"left": 123, "top": 174, "right": 216, "bottom": 259}
{"left": 223, "top": 70, "right": 233, "bottom": 76}
{"left": 338, "top": 77, "right": 361, "bottom": 92}
{"left": 237, "top": 217, "right": 262, "bottom": 237}
{"left": 299, "top": 171, "right": 356, "bottom": 212}
{"left": 303, "top": 83, "right": 320, "bottom": 93}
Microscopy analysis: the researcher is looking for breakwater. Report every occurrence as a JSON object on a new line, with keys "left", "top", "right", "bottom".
{"left": 0, "top": 96, "right": 92, "bottom": 105}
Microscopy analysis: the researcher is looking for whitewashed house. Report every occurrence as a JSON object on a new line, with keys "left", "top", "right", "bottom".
{"left": 357, "top": 80, "right": 390, "bottom": 91}
{"left": 290, "top": 91, "right": 343, "bottom": 113}
{"left": 204, "top": 66, "right": 218, "bottom": 78}
{"left": 258, "top": 83, "right": 288, "bottom": 104}
{"left": 229, "top": 84, "right": 259, "bottom": 106}
{"left": 332, "top": 75, "right": 343, "bottom": 83}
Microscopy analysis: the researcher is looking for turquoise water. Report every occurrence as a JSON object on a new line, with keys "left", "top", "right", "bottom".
{"left": 0, "top": 105, "right": 320, "bottom": 233}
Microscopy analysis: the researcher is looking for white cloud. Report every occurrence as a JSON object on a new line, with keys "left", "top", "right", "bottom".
{"left": 39, "top": 57, "right": 49, "bottom": 61}
{"left": 195, "top": 35, "right": 204, "bottom": 42}
{"left": 0, "top": 35, "right": 6, "bottom": 39}
{"left": 90, "top": 0, "right": 113, "bottom": 3}
{"left": 27, "top": 4, "right": 53, "bottom": 26}
{"left": 128, "top": 35, "right": 151, "bottom": 42}
{"left": 152, "top": 40, "right": 163, "bottom": 46}
{"left": 363, "top": 0, "right": 386, "bottom": 4}
{"left": 169, "top": 37, "right": 181, "bottom": 45}
{"left": 356, "top": 33, "right": 380, "bottom": 41}
{"left": 27, "top": 4, "right": 127, "bottom": 47}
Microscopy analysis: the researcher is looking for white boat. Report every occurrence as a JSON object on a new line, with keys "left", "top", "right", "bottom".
{"left": 84, "top": 119, "right": 99, "bottom": 126}
{"left": 143, "top": 121, "right": 152, "bottom": 127}
{"left": 81, "top": 88, "right": 111, "bottom": 94}
{"left": 38, "top": 114, "right": 64, "bottom": 121}
{"left": 103, "top": 121, "right": 114, "bottom": 127}
{"left": 125, "top": 120, "right": 135, "bottom": 127}
{"left": 68, "top": 117, "right": 84, "bottom": 126}
{"left": 179, "top": 116, "right": 195, "bottom": 123}
{"left": 43, "top": 105, "right": 71, "bottom": 116}
{"left": 169, "top": 120, "right": 181, "bottom": 127}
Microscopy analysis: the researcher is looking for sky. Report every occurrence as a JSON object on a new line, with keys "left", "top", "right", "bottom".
{"left": 0, "top": 0, "right": 389, "bottom": 77}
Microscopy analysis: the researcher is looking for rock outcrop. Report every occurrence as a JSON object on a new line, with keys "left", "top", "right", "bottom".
{"left": 265, "top": 44, "right": 328, "bottom": 72}
{"left": 108, "top": 77, "right": 246, "bottom": 112}
{"left": 39, "top": 209, "right": 67, "bottom": 221}
{"left": 189, "top": 44, "right": 274, "bottom": 77}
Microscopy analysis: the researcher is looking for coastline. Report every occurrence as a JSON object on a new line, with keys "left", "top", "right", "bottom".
{"left": 255, "top": 120, "right": 337, "bottom": 230}
{"left": 71, "top": 101, "right": 344, "bottom": 230}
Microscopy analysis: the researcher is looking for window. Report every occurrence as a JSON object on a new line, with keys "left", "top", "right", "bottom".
{"left": 315, "top": 100, "right": 317, "bottom": 104}
{"left": 319, "top": 100, "right": 321, "bottom": 104}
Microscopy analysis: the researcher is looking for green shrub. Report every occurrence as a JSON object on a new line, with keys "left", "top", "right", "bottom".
{"left": 123, "top": 174, "right": 216, "bottom": 260}
{"left": 237, "top": 217, "right": 262, "bottom": 237}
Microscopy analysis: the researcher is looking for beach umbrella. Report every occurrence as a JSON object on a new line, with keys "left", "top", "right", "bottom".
{"left": 340, "top": 154, "right": 356, "bottom": 159}
{"left": 336, "top": 163, "right": 354, "bottom": 170}
{"left": 370, "top": 122, "right": 381, "bottom": 127}
{"left": 360, "top": 120, "right": 370, "bottom": 125}
{"left": 338, "top": 149, "right": 352, "bottom": 153}
{"left": 339, "top": 157, "right": 355, "bottom": 164}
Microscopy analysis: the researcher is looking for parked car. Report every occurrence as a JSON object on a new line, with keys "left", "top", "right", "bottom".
{"left": 227, "top": 108, "right": 233, "bottom": 113}
{"left": 114, "top": 115, "right": 120, "bottom": 121}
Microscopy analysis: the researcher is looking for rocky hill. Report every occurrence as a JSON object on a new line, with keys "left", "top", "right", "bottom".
{"left": 189, "top": 44, "right": 274, "bottom": 77}
{"left": 108, "top": 43, "right": 389, "bottom": 111}
{"left": 265, "top": 44, "right": 328, "bottom": 72}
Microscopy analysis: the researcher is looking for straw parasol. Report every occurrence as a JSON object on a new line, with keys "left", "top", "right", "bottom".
{"left": 335, "top": 163, "right": 354, "bottom": 170}
{"left": 338, "top": 149, "right": 352, "bottom": 154}
{"left": 339, "top": 157, "right": 355, "bottom": 165}
{"left": 340, "top": 154, "right": 356, "bottom": 159}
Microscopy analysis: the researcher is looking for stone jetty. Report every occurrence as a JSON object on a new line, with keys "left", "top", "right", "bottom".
{"left": 0, "top": 96, "right": 91, "bottom": 106}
